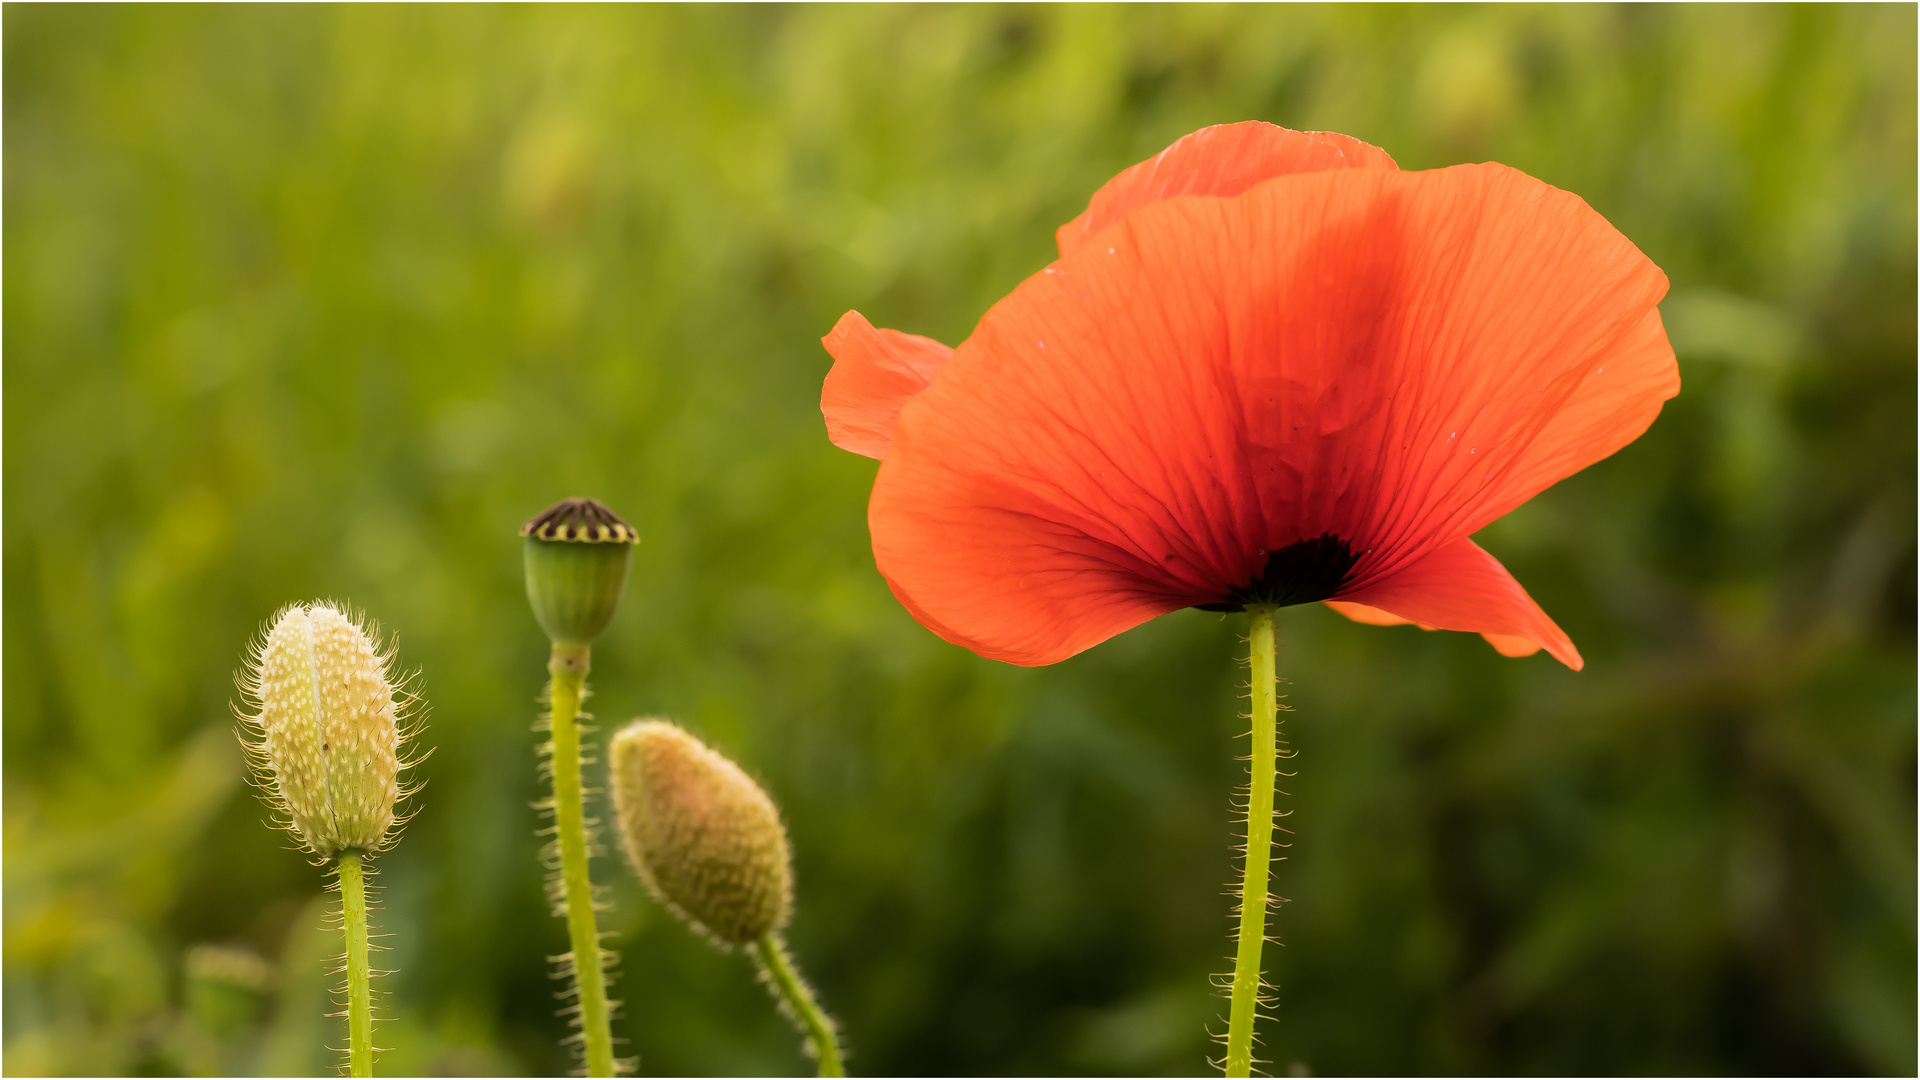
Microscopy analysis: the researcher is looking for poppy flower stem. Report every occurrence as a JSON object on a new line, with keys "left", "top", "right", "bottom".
{"left": 752, "top": 934, "right": 846, "bottom": 1077}
{"left": 1225, "top": 605, "right": 1280, "bottom": 1077}
{"left": 547, "top": 644, "right": 619, "bottom": 1077}
{"left": 337, "top": 851, "right": 375, "bottom": 1078}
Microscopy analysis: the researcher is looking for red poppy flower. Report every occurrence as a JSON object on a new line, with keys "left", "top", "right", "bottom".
{"left": 821, "top": 122, "right": 1677, "bottom": 670}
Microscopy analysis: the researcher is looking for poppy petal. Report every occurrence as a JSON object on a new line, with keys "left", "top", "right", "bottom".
{"left": 1456, "top": 305, "right": 1679, "bottom": 533}
{"left": 1327, "top": 597, "right": 1546, "bottom": 656}
{"left": 868, "top": 446, "right": 1193, "bottom": 665}
{"left": 1055, "top": 122, "right": 1396, "bottom": 259}
{"left": 1335, "top": 537, "right": 1581, "bottom": 669}
{"left": 1323, "top": 600, "right": 1434, "bottom": 630}
{"left": 871, "top": 163, "right": 1664, "bottom": 665}
{"left": 821, "top": 311, "right": 954, "bottom": 460}
{"left": 1327, "top": 600, "right": 1543, "bottom": 656}
{"left": 1481, "top": 633, "right": 1543, "bottom": 658}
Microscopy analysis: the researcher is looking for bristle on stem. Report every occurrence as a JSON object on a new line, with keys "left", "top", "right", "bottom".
{"left": 543, "top": 644, "right": 623, "bottom": 1077}
{"left": 337, "top": 852, "right": 375, "bottom": 1078}
{"left": 1222, "top": 606, "right": 1282, "bottom": 1077}
{"left": 752, "top": 934, "right": 846, "bottom": 1078}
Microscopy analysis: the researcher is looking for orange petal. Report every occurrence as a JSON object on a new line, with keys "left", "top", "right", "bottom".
{"left": 871, "top": 163, "right": 1663, "bottom": 665}
{"left": 1456, "top": 305, "right": 1679, "bottom": 533}
{"left": 868, "top": 446, "right": 1192, "bottom": 665}
{"left": 1055, "top": 122, "right": 1396, "bottom": 259}
{"left": 1329, "top": 589, "right": 1548, "bottom": 658}
{"left": 1481, "top": 633, "right": 1542, "bottom": 658}
{"left": 1336, "top": 537, "right": 1581, "bottom": 669}
{"left": 1324, "top": 600, "right": 1434, "bottom": 631}
{"left": 820, "top": 311, "right": 954, "bottom": 460}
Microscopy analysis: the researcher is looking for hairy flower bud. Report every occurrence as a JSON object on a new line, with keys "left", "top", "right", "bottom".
{"left": 609, "top": 720, "right": 792, "bottom": 945}
{"left": 184, "top": 944, "right": 274, "bottom": 1034}
{"left": 239, "top": 602, "right": 414, "bottom": 860}
{"left": 185, "top": 943, "right": 274, "bottom": 992}
{"left": 522, "top": 497, "right": 639, "bottom": 647}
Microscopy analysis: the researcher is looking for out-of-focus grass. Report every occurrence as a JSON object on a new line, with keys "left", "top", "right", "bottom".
{"left": 4, "top": 5, "right": 1912, "bottom": 1076}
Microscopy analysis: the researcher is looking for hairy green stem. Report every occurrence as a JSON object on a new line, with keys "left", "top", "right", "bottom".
{"left": 337, "top": 851, "right": 374, "bottom": 1078}
{"left": 549, "top": 642, "right": 617, "bottom": 1077}
{"left": 753, "top": 934, "right": 845, "bottom": 1077}
{"left": 1225, "top": 606, "right": 1279, "bottom": 1077}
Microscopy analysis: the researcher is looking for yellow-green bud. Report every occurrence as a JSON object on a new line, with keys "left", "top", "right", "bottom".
{"left": 521, "top": 497, "right": 638, "bottom": 646}
{"left": 183, "top": 944, "right": 274, "bottom": 1034}
{"left": 609, "top": 720, "right": 792, "bottom": 945}
{"left": 184, "top": 943, "right": 274, "bottom": 993}
{"left": 238, "top": 602, "right": 414, "bottom": 860}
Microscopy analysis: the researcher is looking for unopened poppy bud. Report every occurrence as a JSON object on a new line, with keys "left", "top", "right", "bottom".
{"left": 521, "top": 497, "right": 639, "bottom": 647}
{"left": 609, "top": 720, "right": 792, "bottom": 945}
{"left": 240, "top": 602, "right": 410, "bottom": 860}
{"left": 184, "top": 944, "right": 274, "bottom": 1034}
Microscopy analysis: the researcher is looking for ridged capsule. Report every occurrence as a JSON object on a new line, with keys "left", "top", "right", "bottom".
{"left": 238, "top": 602, "right": 416, "bottom": 860}
{"left": 609, "top": 720, "right": 792, "bottom": 945}
{"left": 522, "top": 497, "right": 638, "bottom": 647}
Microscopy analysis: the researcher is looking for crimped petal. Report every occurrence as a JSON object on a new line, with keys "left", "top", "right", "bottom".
{"left": 1481, "top": 633, "right": 1543, "bottom": 658}
{"left": 1324, "top": 600, "right": 1433, "bottom": 630}
{"left": 1325, "top": 599, "right": 1546, "bottom": 657}
{"left": 1056, "top": 122, "right": 1396, "bottom": 259}
{"left": 821, "top": 311, "right": 954, "bottom": 460}
{"left": 1335, "top": 537, "right": 1580, "bottom": 669}
{"left": 870, "top": 161, "right": 1666, "bottom": 665}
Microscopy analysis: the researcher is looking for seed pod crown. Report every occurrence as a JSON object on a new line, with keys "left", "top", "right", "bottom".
{"left": 609, "top": 720, "right": 792, "bottom": 945}
{"left": 238, "top": 602, "right": 420, "bottom": 860}
{"left": 522, "top": 497, "right": 639, "bottom": 646}
{"left": 522, "top": 497, "right": 640, "bottom": 544}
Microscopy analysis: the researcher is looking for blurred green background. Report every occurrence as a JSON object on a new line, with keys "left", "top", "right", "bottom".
{"left": 5, "top": 4, "right": 1913, "bottom": 1076}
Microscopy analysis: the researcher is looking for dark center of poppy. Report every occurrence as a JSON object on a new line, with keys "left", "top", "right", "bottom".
{"left": 1194, "top": 532, "right": 1359, "bottom": 613}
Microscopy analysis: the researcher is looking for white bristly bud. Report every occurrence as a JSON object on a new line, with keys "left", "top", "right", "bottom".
{"left": 238, "top": 602, "right": 418, "bottom": 860}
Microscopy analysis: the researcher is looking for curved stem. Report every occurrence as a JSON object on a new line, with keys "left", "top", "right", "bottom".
{"left": 753, "top": 934, "right": 845, "bottom": 1077}
{"left": 337, "top": 851, "right": 374, "bottom": 1078}
{"left": 1225, "top": 606, "right": 1279, "bottom": 1077}
{"left": 548, "top": 643, "right": 617, "bottom": 1077}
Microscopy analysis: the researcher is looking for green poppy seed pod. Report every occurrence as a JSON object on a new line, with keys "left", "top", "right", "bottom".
{"left": 609, "top": 720, "right": 793, "bottom": 946}
{"left": 239, "top": 602, "right": 412, "bottom": 860}
{"left": 521, "top": 497, "right": 639, "bottom": 647}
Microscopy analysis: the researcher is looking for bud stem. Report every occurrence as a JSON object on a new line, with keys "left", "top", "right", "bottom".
{"left": 337, "top": 851, "right": 375, "bottom": 1078}
{"left": 548, "top": 643, "right": 618, "bottom": 1077}
{"left": 752, "top": 934, "right": 845, "bottom": 1077}
{"left": 1225, "top": 606, "right": 1280, "bottom": 1077}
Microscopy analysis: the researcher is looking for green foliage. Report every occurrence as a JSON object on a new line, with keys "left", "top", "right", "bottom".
{"left": 5, "top": 5, "right": 1912, "bottom": 1075}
